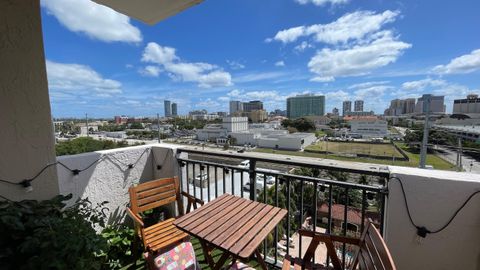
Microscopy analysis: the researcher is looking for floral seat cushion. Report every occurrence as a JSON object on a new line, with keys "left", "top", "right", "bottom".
{"left": 230, "top": 261, "right": 256, "bottom": 270}
{"left": 148, "top": 241, "right": 199, "bottom": 270}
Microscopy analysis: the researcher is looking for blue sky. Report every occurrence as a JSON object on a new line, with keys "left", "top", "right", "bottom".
{"left": 41, "top": 0, "right": 480, "bottom": 118}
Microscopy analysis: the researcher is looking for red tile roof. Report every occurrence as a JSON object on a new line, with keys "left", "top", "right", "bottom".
{"left": 317, "top": 203, "right": 380, "bottom": 226}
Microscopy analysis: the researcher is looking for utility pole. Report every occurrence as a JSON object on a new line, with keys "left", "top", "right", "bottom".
{"left": 85, "top": 113, "right": 89, "bottom": 137}
{"left": 419, "top": 94, "right": 431, "bottom": 168}
{"left": 157, "top": 113, "right": 161, "bottom": 143}
{"left": 456, "top": 137, "right": 462, "bottom": 171}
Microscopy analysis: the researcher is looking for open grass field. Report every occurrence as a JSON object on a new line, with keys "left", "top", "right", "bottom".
{"left": 254, "top": 143, "right": 456, "bottom": 171}
{"left": 306, "top": 141, "right": 404, "bottom": 158}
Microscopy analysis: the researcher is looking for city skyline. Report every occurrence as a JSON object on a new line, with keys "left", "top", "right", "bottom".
{"left": 42, "top": 0, "right": 480, "bottom": 117}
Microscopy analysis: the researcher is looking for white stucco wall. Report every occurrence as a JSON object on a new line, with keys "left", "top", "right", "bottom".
{"left": 385, "top": 167, "right": 480, "bottom": 270}
{"left": 57, "top": 144, "right": 181, "bottom": 224}
{"left": 0, "top": 0, "right": 59, "bottom": 201}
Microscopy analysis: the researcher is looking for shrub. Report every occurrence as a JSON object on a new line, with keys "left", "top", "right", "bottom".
{"left": 0, "top": 194, "right": 108, "bottom": 269}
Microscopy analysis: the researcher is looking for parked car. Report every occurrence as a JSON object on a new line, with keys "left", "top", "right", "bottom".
{"left": 238, "top": 160, "right": 250, "bottom": 169}
{"left": 256, "top": 174, "right": 275, "bottom": 185}
{"left": 242, "top": 180, "right": 264, "bottom": 192}
{"left": 189, "top": 173, "right": 208, "bottom": 188}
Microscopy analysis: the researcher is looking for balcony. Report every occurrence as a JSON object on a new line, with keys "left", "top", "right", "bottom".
{"left": 44, "top": 144, "right": 480, "bottom": 269}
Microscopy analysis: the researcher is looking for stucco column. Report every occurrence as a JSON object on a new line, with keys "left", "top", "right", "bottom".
{"left": 0, "top": 0, "right": 59, "bottom": 200}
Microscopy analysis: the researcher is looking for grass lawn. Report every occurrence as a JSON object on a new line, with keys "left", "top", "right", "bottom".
{"left": 254, "top": 143, "right": 456, "bottom": 171}
{"left": 306, "top": 141, "right": 404, "bottom": 158}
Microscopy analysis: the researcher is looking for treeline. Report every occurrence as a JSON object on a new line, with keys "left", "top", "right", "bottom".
{"left": 56, "top": 137, "right": 143, "bottom": 156}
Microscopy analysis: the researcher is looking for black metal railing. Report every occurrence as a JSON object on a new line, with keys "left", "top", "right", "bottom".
{"left": 176, "top": 148, "right": 389, "bottom": 269}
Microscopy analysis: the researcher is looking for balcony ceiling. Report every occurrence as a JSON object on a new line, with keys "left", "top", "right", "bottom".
{"left": 93, "top": 0, "right": 203, "bottom": 25}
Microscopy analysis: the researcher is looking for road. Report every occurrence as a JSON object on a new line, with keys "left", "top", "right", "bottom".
{"left": 435, "top": 146, "right": 480, "bottom": 173}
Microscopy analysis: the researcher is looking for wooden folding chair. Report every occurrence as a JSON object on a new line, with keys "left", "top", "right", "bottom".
{"left": 282, "top": 220, "right": 396, "bottom": 270}
{"left": 126, "top": 176, "right": 204, "bottom": 254}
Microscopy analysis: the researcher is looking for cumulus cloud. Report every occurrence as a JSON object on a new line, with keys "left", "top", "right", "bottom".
{"left": 308, "top": 31, "right": 411, "bottom": 81}
{"left": 433, "top": 49, "right": 480, "bottom": 74}
{"left": 401, "top": 78, "right": 447, "bottom": 91}
{"left": 294, "top": 0, "right": 349, "bottom": 6}
{"left": 41, "top": 0, "right": 142, "bottom": 43}
{"left": 275, "top": 61, "right": 286, "bottom": 67}
{"left": 270, "top": 10, "right": 399, "bottom": 45}
{"left": 294, "top": 41, "right": 314, "bottom": 53}
{"left": 141, "top": 42, "right": 232, "bottom": 88}
{"left": 197, "top": 98, "right": 220, "bottom": 108}
{"left": 139, "top": 66, "right": 162, "bottom": 77}
{"left": 267, "top": 10, "right": 410, "bottom": 82}
{"left": 46, "top": 60, "right": 122, "bottom": 96}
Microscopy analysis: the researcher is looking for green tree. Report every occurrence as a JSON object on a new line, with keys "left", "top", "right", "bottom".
{"left": 56, "top": 137, "right": 130, "bottom": 156}
{"left": 281, "top": 118, "right": 316, "bottom": 132}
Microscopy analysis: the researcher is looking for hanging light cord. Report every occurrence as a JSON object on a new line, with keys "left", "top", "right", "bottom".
{"left": 390, "top": 176, "right": 480, "bottom": 237}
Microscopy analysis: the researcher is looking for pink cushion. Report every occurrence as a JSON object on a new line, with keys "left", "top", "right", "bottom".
{"left": 149, "top": 241, "right": 198, "bottom": 270}
{"left": 230, "top": 261, "right": 256, "bottom": 270}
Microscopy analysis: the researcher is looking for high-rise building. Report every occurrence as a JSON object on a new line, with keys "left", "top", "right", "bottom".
{"left": 384, "top": 98, "right": 417, "bottom": 116}
{"left": 405, "top": 98, "right": 416, "bottom": 114}
{"left": 354, "top": 100, "right": 364, "bottom": 112}
{"left": 164, "top": 100, "right": 171, "bottom": 117}
{"left": 171, "top": 103, "right": 177, "bottom": 116}
{"left": 332, "top": 107, "right": 339, "bottom": 116}
{"left": 286, "top": 94, "right": 325, "bottom": 119}
{"left": 342, "top": 101, "right": 352, "bottom": 116}
{"left": 453, "top": 94, "right": 480, "bottom": 114}
{"left": 243, "top": 100, "right": 263, "bottom": 112}
{"left": 415, "top": 95, "right": 445, "bottom": 114}
{"left": 229, "top": 101, "right": 243, "bottom": 114}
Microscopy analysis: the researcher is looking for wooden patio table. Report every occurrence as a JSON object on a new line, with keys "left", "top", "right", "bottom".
{"left": 174, "top": 193, "right": 288, "bottom": 270}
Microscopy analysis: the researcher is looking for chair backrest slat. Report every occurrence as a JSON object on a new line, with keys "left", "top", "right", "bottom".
{"left": 137, "top": 184, "right": 175, "bottom": 199}
{"left": 350, "top": 221, "right": 396, "bottom": 270}
{"left": 129, "top": 177, "right": 180, "bottom": 215}
{"left": 359, "top": 248, "right": 376, "bottom": 270}
{"left": 366, "top": 224, "right": 396, "bottom": 270}
{"left": 364, "top": 233, "right": 385, "bottom": 270}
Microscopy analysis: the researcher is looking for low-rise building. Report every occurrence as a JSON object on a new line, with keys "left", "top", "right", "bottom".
{"left": 195, "top": 116, "right": 315, "bottom": 149}
{"left": 349, "top": 119, "right": 388, "bottom": 138}
{"left": 257, "top": 132, "right": 316, "bottom": 150}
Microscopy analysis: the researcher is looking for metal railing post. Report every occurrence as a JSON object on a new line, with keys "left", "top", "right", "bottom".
{"left": 249, "top": 159, "right": 257, "bottom": 201}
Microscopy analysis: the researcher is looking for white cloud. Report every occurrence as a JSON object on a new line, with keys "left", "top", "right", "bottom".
{"left": 275, "top": 61, "right": 286, "bottom": 67}
{"left": 294, "top": 41, "right": 314, "bottom": 53}
{"left": 139, "top": 66, "right": 162, "bottom": 77}
{"left": 197, "top": 98, "right": 220, "bottom": 108}
{"left": 226, "top": 60, "right": 246, "bottom": 70}
{"left": 433, "top": 49, "right": 480, "bottom": 74}
{"left": 348, "top": 81, "right": 390, "bottom": 89}
{"left": 294, "top": 0, "right": 349, "bottom": 6}
{"left": 41, "top": 0, "right": 142, "bottom": 43}
{"left": 401, "top": 78, "right": 447, "bottom": 91}
{"left": 141, "top": 42, "right": 232, "bottom": 88}
{"left": 270, "top": 10, "right": 399, "bottom": 45}
{"left": 308, "top": 31, "right": 411, "bottom": 81}
{"left": 271, "top": 26, "right": 306, "bottom": 44}
{"left": 354, "top": 85, "right": 392, "bottom": 99}
{"left": 233, "top": 71, "right": 288, "bottom": 83}
{"left": 46, "top": 60, "right": 122, "bottom": 96}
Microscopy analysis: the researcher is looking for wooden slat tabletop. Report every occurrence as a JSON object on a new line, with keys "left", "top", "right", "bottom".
{"left": 174, "top": 194, "right": 288, "bottom": 259}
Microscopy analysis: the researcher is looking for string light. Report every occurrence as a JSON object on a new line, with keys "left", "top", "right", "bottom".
{"left": 0, "top": 148, "right": 152, "bottom": 195}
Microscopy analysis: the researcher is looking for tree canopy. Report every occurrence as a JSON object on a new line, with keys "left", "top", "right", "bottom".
{"left": 281, "top": 118, "right": 316, "bottom": 132}
{"left": 55, "top": 137, "right": 133, "bottom": 156}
